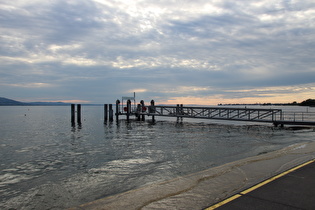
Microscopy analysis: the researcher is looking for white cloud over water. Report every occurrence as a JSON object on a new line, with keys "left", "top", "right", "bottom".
{"left": 1, "top": 0, "right": 315, "bottom": 104}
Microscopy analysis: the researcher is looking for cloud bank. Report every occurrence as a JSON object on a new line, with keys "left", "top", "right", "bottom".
{"left": 1, "top": 0, "right": 315, "bottom": 104}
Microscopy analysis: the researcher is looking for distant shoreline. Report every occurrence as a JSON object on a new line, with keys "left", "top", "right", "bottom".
{"left": 1, "top": 97, "right": 315, "bottom": 107}
{"left": 218, "top": 103, "right": 297, "bottom": 106}
{"left": 0, "top": 97, "right": 103, "bottom": 106}
{"left": 218, "top": 99, "right": 315, "bottom": 107}
{"left": 0, "top": 103, "right": 103, "bottom": 106}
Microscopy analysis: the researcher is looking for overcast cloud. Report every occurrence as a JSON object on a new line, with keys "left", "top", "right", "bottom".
{"left": 1, "top": 0, "right": 315, "bottom": 104}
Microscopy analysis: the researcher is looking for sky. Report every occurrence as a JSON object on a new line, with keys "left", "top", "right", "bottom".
{"left": 1, "top": 0, "right": 315, "bottom": 105}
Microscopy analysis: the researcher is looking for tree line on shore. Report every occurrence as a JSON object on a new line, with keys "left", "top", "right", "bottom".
{"left": 218, "top": 99, "right": 315, "bottom": 107}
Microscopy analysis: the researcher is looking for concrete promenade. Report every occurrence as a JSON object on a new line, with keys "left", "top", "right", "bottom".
{"left": 207, "top": 159, "right": 315, "bottom": 210}
{"left": 70, "top": 142, "right": 315, "bottom": 210}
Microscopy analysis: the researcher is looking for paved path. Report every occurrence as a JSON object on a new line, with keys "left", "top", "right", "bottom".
{"left": 206, "top": 159, "right": 315, "bottom": 210}
{"left": 69, "top": 142, "right": 315, "bottom": 210}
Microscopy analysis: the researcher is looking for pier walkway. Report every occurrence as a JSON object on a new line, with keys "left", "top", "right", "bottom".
{"left": 115, "top": 100, "right": 315, "bottom": 126}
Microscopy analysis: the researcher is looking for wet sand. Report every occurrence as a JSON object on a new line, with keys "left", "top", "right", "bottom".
{"left": 69, "top": 141, "right": 315, "bottom": 210}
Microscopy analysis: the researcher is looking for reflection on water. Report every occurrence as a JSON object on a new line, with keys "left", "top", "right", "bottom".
{"left": 0, "top": 106, "right": 314, "bottom": 209}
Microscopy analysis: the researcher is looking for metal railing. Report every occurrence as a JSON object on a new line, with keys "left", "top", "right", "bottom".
{"left": 281, "top": 112, "right": 315, "bottom": 122}
{"left": 151, "top": 106, "right": 283, "bottom": 123}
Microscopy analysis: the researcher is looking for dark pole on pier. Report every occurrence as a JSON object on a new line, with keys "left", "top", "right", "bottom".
{"left": 176, "top": 104, "right": 180, "bottom": 122}
{"left": 137, "top": 104, "right": 141, "bottom": 121}
{"left": 71, "top": 104, "right": 75, "bottom": 125}
{"left": 180, "top": 104, "right": 183, "bottom": 122}
{"left": 150, "top": 100, "right": 155, "bottom": 122}
{"left": 109, "top": 104, "right": 113, "bottom": 121}
{"left": 77, "top": 104, "right": 81, "bottom": 124}
{"left": 104, "top": 104, "right": 108, "bottom": 123}
{"left": 140, "top": 100, "right": 145, "bottom": 121}
{"left": 116, "top": 100, "right": 120, "bottom": 121}
{"left": 127, "top": 99, "right": 131, "bottom": 122}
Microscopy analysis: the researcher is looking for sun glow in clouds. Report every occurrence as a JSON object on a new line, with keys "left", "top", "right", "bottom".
{"left": 8, "top": 83, "right": 55, "bottom": 88}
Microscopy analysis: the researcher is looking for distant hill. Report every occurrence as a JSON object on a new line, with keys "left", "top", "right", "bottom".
{"left": 0, "top": 97, "right": 24, "bottom": 105}
{"left": 0, "top": 97, "right": 70, "bottom": 106}
{"left": 300, "top": 99, "right": 315, "bottom": 107}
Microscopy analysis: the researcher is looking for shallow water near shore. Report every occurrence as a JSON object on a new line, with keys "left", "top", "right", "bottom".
{"left": 1, "top": 106, "right": 315, "bottom": 209}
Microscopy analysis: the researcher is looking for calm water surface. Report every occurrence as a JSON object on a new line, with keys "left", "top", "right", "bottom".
{"left": 1, "top": 106, "right": 314, "bottom": 209}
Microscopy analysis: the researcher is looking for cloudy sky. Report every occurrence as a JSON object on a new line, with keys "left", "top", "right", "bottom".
{"left": 1, "top": 0, "right": 315, "bottom": 105}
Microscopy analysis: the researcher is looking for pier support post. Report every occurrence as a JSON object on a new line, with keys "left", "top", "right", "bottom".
{"left": 109, "top": 104, "right": 113, "bottom": 121}
{"left": 150, "top": 100, "right": 155, "bottom": 122}
{"left": 176, "top": 104, "right": 180, "bottom": 122}
{"left": 116, "top": 100, "right": 120, "bottom": 121}
{"left": 77, "top": 104, "right": 81, "bottom": 125}
{"left": 137, "top": 104, "right": 141, "bottom": 121}
{"left": 104, "top": 104, "right": 108, "bottom": 123}
{"left": 180, "top": 104, "right": 183, "bottom": 122}
{"left": 127, "top": 99, "right": 131, "bottom": 122}
{"left": 71, "top": 104, "right": 75, "bottom": 125}
{"left": 140, "top": 100, "right": 145, "bottom": 121}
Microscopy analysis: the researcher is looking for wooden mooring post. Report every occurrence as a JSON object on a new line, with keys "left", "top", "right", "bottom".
{"left": 104, "top": 104, "right": 114, "bottom": 123}
{"left": 104, "top": 104, "right": 108, "bottom": 123}
{"left": 109, "top": 104, "right": 113, "bottom": 121}
{"left": 116, "top": 100, "right": 120, "bottom": 121}
{"left": 150, "top": 100, "right": 155, "bottom": 122}
{"left": 176, "top": 104, "right": 180, "bottom": 122}
{"left": 127, "top": 99, "right": 131, "bottom": 122}
{"left": 180, "top": 104, "right": 183, "bottom": 122}
{"left": 71, "top": 104, "right": 81, "bottom": 126}
{"left": 71, "top": 104, "right": 75, "bottom": 125}
{"left": 137, "top": 104, "right": 141, "bottom": 121}
{"left": 140, "top": 100, "right": 145, "bottom": 121}
{"left": 77, "top": 104, "right": 81, "bottom": 125}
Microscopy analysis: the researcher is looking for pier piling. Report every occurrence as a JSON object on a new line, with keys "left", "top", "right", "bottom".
{"left": 116, "top": 100, "right": 120, "bottom": 121}
{"left": 140, "top": 100, "right": 145, "bottom": 121}
{"left": 180, "top": 104, "right": 183, "bottom": 122}
{"left": 77, "top": 104, "right": 81, "bottom": 124}
{"left": 71, "top": 104, "right": 75, "bottom": 125}
{"left": 127, "top": 100, "right": 131, "bottom": 122}
{"left": 150, "top": 100, "right": 155, "bottom": 122}
{"left": 104, "top": 104, "right": 108, "bottom": 123}
{"left": 109, "top": 104, "right": 113, "bottom": 121}
{"left": 176, "top": 104, "right": 180, "bottom": 122}
{"left": 137, "top": 104, "right": 141, "bottom": 121}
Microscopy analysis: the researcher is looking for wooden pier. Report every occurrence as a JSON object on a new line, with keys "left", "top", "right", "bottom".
{"left": 114, "top": 100, "right": 315, "bottom": 126}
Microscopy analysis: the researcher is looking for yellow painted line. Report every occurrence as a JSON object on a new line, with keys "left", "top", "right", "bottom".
{"left": 205, "top": 159, "right": 315, "bottom": 210}
{"left": 241, "top": 159, "right": 315, "bottom": 194}
{"left": 205, "top": 194, "right": 241, "bottom": 210}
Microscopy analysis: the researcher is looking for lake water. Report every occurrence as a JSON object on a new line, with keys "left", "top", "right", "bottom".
{"left": 1, "top": 105, "right": 314, "bottom": 209}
